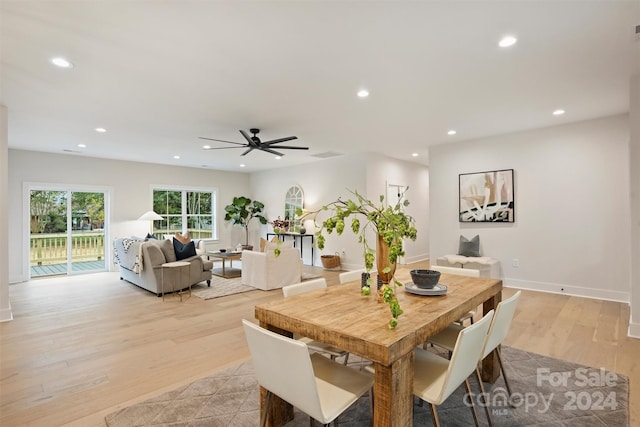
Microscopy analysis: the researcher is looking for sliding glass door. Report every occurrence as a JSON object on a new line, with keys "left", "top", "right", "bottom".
{"left": 29, "top": 187, "right": 108, "bottom": 278}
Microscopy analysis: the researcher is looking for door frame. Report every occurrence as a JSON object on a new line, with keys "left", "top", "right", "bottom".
{"left": 23, "top": 182, "right": 112, "bottom": 279}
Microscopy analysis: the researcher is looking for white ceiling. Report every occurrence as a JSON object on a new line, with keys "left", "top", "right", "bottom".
{"left": 1, "top": 1, "right": 638, "bottom": 172}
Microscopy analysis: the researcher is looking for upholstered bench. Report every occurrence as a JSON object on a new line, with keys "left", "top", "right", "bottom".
{"left": 436, "top": 255, "right": 500, "bottom": 278}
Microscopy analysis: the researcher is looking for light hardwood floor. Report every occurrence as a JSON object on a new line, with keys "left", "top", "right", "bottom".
{"left": 1, "top": 261, "right": 637, "bottom": 426}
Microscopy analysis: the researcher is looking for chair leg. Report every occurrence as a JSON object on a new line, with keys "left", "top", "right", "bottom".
{"left": 430, "top": 403, "right": 441, "bottom": 427}
{"left": 342, "top": 353, "right": 350, "bottom": 366}
{"left": 495, "top": 347, "right": 513, "bottom": 400}
{"left": 260, "top": 391, "right": 273, "bottom": 427}
{"left": 465, "top": 378, "right": 481, "bottom": 427}
{"left": 369, "top": 388, "right": 374, "bottom": 427}
{"left": 476, "top": 367, "right": 493, "bottom": 427}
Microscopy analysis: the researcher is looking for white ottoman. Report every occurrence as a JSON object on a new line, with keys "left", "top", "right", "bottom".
{"left": 436, "top": 255, "right": 501, "bottom": 278}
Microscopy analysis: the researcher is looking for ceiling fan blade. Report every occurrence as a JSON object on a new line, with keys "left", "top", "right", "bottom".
{"left": 203, "top": 146, "right": 247, "bottom": 150}
{"left": 240, "top": 147, "right": 255, "bottom": 156}
{"left": 239, "top": 130, "right": 255, "bottom": 145}
{"left": 198, "top": 136, "right": 246, "bottom": 146}
{"left": 262, "top": 136, "right": 298, "bottom": 145}
{"left": 269, "top": 145, "right": 309, "bottom": 150}
{"left": 260, "top": 147, "right": 284, "bottom": 156}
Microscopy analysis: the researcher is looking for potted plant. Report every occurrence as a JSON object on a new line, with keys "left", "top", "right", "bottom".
{"left": 224, "top": 196, "right": 268, "bottom": 250}
{"left": 300, "top": 189, "right": 417, "bottom": 328}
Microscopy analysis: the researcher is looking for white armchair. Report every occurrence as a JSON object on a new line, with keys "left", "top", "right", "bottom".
{"left": 241, "top": 246, "right": 303, "bottom": 290}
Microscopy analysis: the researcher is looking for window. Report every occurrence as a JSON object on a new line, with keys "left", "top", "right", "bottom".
{"left": 152, "top": 188, "right": 216, "bottom": 239}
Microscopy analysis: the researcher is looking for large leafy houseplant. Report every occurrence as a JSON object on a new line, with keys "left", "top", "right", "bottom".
{"left": 224, "top": 196, "right": 268, "bottom": 248}
{"left": 302, "top": 189, "right": 417, "bottom": 329}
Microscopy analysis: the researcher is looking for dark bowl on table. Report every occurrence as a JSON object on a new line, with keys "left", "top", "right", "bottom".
{"left": 410, "top": 269, "right": 441, "bottom": 289}
{"left": 219, "top": 249, "right": 227, "bottom": 253}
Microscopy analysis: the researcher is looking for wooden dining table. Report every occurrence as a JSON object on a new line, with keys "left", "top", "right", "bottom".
{"left": 254, "top": 269, "right": 503, "bottom": 426}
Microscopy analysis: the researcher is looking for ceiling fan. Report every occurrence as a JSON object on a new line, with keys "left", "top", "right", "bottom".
{"left": 199, "top": 128, "right": 308, "bottom": 157}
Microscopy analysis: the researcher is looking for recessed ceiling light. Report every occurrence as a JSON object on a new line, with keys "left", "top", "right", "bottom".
{"left": 447, "top": 130, "right": 457, "bottom": 135}
{"left": 202, "top": 145, "right": 211, "bottom": 150}
{"left": 552, "top": 109, "right": 565, "bottom": 116}
{"left": 275, "top": 156, "right": 282, "bottom": 160}
{"left": 173, "top": 155, "right": 180, "bottom": 159}
{"left": 51, "top": 57, "right": 74, "bottom": 68}
{"left": 95, "top": 127, "right": 106, "bottom": 133}
{"left": 239, "top": 164, "right": 246, "bottom": 168}
{"left": 77, "top": 144, "right": 86, "bottom": 148}
{"left": 498, "top": 36, "right": 517, "bottom": 48}
{"left": 357, "top": 89, "right": 370, "bottom": 98}
{"left": 411, "top": 153, "right": 419, "bottom": 157}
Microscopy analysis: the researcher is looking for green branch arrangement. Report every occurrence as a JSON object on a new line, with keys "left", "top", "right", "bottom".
{"left": 298, "top": 189, "right": 417, "bottom": 328}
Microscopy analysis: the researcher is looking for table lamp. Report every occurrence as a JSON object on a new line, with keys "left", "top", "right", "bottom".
{"left": 137, "top": 210, "right": 163, "bottom": 234}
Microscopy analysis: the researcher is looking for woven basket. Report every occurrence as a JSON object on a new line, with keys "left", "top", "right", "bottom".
{"left": 321, "top": 253, "right": 341, "bottom": 270}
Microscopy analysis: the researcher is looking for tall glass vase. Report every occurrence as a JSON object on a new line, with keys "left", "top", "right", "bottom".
{"left": 376, "top": 233, "right": 397, "bottom": 284}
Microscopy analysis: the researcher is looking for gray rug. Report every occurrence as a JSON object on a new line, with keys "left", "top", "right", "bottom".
{"left": 191, "top": 272, "right": 323, "bottom": 300}
{"left": 191, "top": 277, "right": 256, "bottom": 300}
{"left": 105, "top": 347, "right": 629, "bottom": 426}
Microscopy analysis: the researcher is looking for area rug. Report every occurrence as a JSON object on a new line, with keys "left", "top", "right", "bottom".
{"left": 191, "top": 277, "right": 256, "bottom": 300}
{"left": 105, "top": 346, "right": 629, "bottom": 426}
{"left": 191, "top": 273, "right": 325, "bottom": 300}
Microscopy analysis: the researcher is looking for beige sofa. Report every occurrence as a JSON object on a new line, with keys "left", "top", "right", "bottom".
{"left": 241, "top": 245, "right": 303, "bottom": 290}
{"left": 114, "top": 238, "right": 213, "bottom": 296}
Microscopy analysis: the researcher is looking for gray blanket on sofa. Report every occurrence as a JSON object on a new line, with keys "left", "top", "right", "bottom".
{"left": 114, "top": 238, "right": 144, "bottom": 273}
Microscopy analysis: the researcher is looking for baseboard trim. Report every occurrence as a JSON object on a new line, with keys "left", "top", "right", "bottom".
{"left": 503, "top": 278, "right": 629, "bottom": 303}
{"left": 0, "top": 305, "right": 13, "bottom": 322}
{"left": 628, "top": 321, "right": 640, "bottom": 339}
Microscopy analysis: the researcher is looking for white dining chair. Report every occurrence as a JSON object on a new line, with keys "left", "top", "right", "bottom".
{"left": 242, "top": 319, "right": 374, "bottom": 427}
{"left": 338, "top": 269, "right": 367, "bottom": 284}
{"left": 430, "top": 265, "right": 481, "bottom": 325}
{"left": 413, "top": 310, "right": 495, "bottom": 427}
{"left": 282, "top": 278, "right": 351, "bottom": 365}
{"left": 428, "top": 290, "right": 522, "bottom": 426}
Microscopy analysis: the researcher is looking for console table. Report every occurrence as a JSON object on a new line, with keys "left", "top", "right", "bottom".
{"left": 266, "top": 232, "right": 314, "bottom": 266}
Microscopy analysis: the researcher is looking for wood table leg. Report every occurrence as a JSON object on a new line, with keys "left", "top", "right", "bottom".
{"left": 373, "top": 351, "right": 414, "bottom": 427}
{"left": 481, "top": 291, "right": 502, "bottom": 383}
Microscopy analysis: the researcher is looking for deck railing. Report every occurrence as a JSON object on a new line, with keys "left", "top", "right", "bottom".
{"left": 30, "top": 232, "right": 105, "bottom": 266}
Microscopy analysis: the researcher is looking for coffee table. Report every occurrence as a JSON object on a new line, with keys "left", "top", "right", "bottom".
{"left": 206, "top": 251, "right": 242, "bottom": 278}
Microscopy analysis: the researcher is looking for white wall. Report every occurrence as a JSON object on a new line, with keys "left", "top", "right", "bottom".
{"left": 250, "top": 153, "right": 429, "bottom": 269}
{"left": 429, "top": 114, "right": 631, "bottom": 302}
{"left": 8, "top": 150, "right": 251, "bottom": 283}
{"left": 0, "top": 107, "right": 12, "bottom": 321}
{"left": 366, "top": 153, "right": 430, "bottom": 264}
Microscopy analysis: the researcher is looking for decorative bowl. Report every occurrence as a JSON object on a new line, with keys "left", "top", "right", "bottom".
{"left": 410, "top": 269, "right": 441, "bottom": 289}
{"left": 219, "top": 248, "right": 227, "bottom": 253}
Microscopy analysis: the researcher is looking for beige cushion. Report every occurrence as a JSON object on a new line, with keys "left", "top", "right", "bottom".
{"left": 264, "top": 241, "right": 294, "bottom": 252}
{"left": 261, "top": 236, "right": 279, "bottom": 252}
{"left": 146, "top": 238, "right": 176, "bottom": 263}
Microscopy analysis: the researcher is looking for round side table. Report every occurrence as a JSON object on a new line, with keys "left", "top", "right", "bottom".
{"left": 161, "top": 261, "right": 191, "bottom": 301}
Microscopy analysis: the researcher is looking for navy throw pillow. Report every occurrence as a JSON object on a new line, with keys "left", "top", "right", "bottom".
{"left": 173, "top": 238, "right": 196, "bottom": 260}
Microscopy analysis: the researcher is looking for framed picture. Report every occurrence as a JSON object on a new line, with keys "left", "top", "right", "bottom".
{"left": 459, "top": 169, "right": 515, "bottom": 222}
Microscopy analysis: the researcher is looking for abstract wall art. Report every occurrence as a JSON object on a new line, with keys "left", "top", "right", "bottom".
{"left": 459, "top": 169, "right": 515, "bottom": 222}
